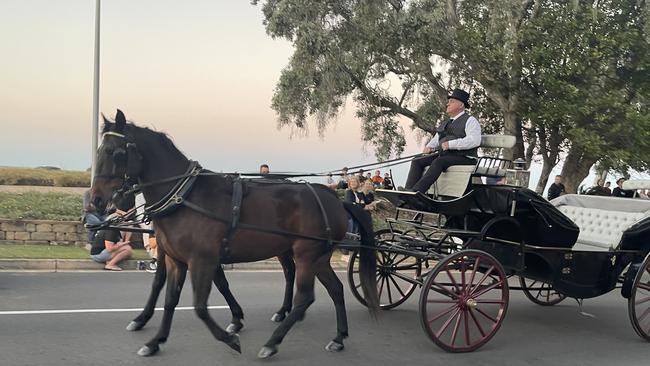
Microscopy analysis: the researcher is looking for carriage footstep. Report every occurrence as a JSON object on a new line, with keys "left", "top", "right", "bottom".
{"left": 137, "top": 344, "right": 159, "bottom": 357}
{"left": 257, "top": 346, "right": 278, "bottom": 359}
{"left": 126, "top": 320, "right": 144, "bottom": 332}
{"left": 325, "top": 340, "right": 344, "bottom": 352}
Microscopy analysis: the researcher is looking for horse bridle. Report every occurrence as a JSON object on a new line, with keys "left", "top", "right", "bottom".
{"left": 94, "top": 131, "right": 143, "bottom": 202}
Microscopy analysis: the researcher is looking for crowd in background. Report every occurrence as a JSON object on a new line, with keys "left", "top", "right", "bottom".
{"left": 549, "top": 175, "right": 649, "bottom": 201}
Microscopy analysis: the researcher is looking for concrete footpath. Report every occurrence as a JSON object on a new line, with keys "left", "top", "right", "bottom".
{"left": 0, "top": 258, "right": 349, "bottom": 271}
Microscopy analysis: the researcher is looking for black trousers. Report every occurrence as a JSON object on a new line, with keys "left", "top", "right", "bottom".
{"left": 405, "top": 153, "right": 475, "bottom": 193}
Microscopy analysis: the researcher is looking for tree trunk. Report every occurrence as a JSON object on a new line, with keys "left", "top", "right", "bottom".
{"left": 503, "top": 109, "right": 525, "bottom": 160}
{"left": 535, "top": 157, "right": 555, "bottom": 195}
{"left": 559, "top": 146, "right": 598, "bottom": 194}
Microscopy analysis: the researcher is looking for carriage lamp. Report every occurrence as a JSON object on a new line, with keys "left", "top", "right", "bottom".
{"left": 505, "top": 158, "right": 530, "bottom": 188}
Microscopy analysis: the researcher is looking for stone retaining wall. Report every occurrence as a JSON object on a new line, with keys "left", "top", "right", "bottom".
{"left": 0, "top": 219, "right": 87, "bottom": 246}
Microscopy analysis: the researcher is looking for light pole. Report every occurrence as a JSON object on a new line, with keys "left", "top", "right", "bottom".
{"left": 91, "top": 0, "right": 101, "bottom": 185}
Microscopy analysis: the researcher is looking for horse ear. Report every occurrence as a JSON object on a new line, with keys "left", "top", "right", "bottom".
{"left": 101, "top": 113, "right": 111, "bottom": 133}
{"left": 115, "top": 109, "right": 126, "bottom": 133}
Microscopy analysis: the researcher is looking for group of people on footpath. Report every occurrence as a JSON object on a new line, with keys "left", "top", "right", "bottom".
{"left": 548, "top": 175, "right": 648, "bottom": 201}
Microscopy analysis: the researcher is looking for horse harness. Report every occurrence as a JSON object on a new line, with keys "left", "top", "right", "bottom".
{"left": 130, "top": 161, "right": 335, "bottom": 261}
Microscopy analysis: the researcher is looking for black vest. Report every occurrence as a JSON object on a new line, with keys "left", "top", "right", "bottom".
{"left": 437, "top": 113, "right": 478, "bottom": 156}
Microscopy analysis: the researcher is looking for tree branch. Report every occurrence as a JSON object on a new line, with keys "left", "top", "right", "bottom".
{"left": 340, "top": 64, "right": 434, "bottom": 132}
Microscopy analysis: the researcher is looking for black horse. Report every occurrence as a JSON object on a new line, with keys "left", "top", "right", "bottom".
{"left": 91, "top": 110, "right": 379, "bottom": 359}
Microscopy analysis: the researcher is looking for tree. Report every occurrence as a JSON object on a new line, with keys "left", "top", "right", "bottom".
{"left": 254, "top": 1, "right": 650, "bottom": 193}
{"left": 520, "top": 0, "right": 650, "bottom": 193}
{"left": 253, "top": 0, "right": 543, "bottom": 160}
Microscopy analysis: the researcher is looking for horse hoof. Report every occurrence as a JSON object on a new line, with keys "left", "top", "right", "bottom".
{"left": 137, "top": 344, "right": 159, "bottom": 357}
{"left": 227, "top": 334, "right": 241, "bottom": 354}
{"left": 257, "top": 346, "right": 278, "bottom": 359}
{"left": 270, "top": 312, "right": 285, "bottom": 322}
{"left": 126, "top": 321, "right": 144, "bottom": 332}
{"left": 226, "top": 322, "right": 243, "bottom": 334}
{"left": 325, "top": 340, "right": 344, "bottom": 352}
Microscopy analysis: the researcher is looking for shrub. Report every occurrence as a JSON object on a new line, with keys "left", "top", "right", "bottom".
{"left": 0, "top": 167, "right": 90, "bottom": 187}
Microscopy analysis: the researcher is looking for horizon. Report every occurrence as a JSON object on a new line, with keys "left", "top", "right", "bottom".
{"left": 0, "top": 0, "right": 623, "bottom": 192}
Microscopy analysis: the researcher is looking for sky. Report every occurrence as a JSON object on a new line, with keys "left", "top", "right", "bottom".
{"left": 0, "top": 0, "right": 614, "bottom": 191}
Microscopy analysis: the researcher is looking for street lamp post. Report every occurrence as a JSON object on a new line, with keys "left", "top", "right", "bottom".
{"left": 91, "top": 0, "right": 101, "bottom": 185}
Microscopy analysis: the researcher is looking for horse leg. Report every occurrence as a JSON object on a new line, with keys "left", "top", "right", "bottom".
{"left": 137, "top": 257, "right": 187, "bottom": 357}
{"left": 316, "top": 261, "right": 348, "bottom": 352}
{"left": 127, "top": 250, "right": 167, "bottom": 331}
{"left": 190, "top": 261, "right": 242, "bottom": 353}
{"left": 212, "top": 265, "right": 245, "bottom": 334}
{"left": 258, "top": 260, "right": 315, "bottom": 359}
{"left": 271, "top": 252, "right": 295, "bottom": 323}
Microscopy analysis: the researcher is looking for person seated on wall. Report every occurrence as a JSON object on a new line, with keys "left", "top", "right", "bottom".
{"left": 89, "top": 195, "right": 135, "bottom": 271}
{"left": 405, "top": 88, "right": 482, "bottom": 194}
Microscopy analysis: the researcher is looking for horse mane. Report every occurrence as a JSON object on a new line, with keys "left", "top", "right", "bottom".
{"left": 102, "top": 120, "right": 189, "bottom": 161}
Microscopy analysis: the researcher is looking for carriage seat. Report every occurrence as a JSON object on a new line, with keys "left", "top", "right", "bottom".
{"left": 428, "top": 135, "right": 516, "bottom": 198}
{"left": 551, "top": 194, "right": 650, "bottom": 251}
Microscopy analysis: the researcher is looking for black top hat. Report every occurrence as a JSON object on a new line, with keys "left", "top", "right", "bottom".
{"left": 448, "top": 88, "right": 470, "bottom": 108}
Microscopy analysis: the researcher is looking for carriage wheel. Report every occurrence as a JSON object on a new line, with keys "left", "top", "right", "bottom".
{"left": 519, "top": 277, "right": 566, "bottom": 306}
{"left": 347, "top": 229, "right": 422, "bottom": 310}
{"left": 628, "top": 253, "right": 650, "bottom": 342}
{"left": 419, "top": 250, "right": 509, "bottom": 352}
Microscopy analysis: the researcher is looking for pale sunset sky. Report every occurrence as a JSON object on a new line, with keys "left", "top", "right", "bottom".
{"left": 1, "top": 0, "right": 615, "bottom": 190}
{"left": 0, "top": 0, "right": 424, "bottom": 184}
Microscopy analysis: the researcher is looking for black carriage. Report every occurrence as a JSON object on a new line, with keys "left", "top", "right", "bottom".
{"left": 347, "top": 135, "right": 650, "bottom": 352}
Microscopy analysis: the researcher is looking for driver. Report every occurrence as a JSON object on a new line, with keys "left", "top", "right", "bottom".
{"left": 405, "top": 88, "right": 482, "bottom": 193}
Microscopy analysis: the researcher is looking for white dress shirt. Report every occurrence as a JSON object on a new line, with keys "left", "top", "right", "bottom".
{"left": 425, "top": 111, "right": 482, "bottom": 151}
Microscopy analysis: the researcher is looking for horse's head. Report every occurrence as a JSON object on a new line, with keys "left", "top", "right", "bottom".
{"left": 91, "top": 109, "right": 143, "bottom": 210}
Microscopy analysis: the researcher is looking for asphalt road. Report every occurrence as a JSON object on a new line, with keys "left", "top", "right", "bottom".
{"left": 1, "top": 271, "right": 649, "bottom": 366}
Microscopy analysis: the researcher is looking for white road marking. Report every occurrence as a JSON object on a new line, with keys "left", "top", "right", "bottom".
{"left": 0, "top": 305, "right": 229, "bottom": 316}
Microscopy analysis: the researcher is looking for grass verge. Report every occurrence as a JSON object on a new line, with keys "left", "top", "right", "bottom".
{"left": 0, "top": 243, "right": 150, "bottom": 260}
{"left": 0, "top": 192, "right": 82, "bottom": 221}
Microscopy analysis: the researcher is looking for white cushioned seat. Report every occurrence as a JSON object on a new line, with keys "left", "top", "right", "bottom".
{"left": 552, "top": 194, "right": 650, "bottom": 251}
{"left": 424, "top": 134, "right": 516, "bottom": 198}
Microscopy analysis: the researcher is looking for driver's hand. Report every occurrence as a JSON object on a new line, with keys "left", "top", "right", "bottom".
{"left": 423, "top": 147, "right": 433, "bottom": 154}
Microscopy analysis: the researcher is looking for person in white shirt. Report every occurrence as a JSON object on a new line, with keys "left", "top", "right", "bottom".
{"left": 405, "top": 89, "right": 482, "bottom": 193}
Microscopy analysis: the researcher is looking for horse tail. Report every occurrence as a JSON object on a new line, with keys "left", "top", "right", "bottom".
{"left": 342, "top": 202, "right": 379, "bottom": 318}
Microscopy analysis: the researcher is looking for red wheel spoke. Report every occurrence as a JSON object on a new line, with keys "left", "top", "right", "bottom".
{"left": 445, "top": 269, "right": 461, "bottom": 294}
{"left": 461, "top": 260, "right": 467, "bottom": 289}
{"left": 468, "top": 308, "right": 486, "bottom": 337}
{"left": 450, "top": 310, "right": 463, "bottom": 345}
{"left": 378, "top": 275, "right": 386, "bottom": 297}
{"left": 428, "top": 304, "right": 458, "bottom": 324}
{"left": 637, "top": 306, "right": 650, "bottom": 322}
{"left": 386, "top": 276, "right": 394, "bottom": 304}
{"left": 435, "top": 308, "right": 461, "bottom": 338}
{"left": 471, "top": 279, "right": 503, "bottom": 298}
{"left": 463, "top": 309, "right": 471, "bottom": 346}
{"left": 467, "top": 257, "right": 481, "bottom": 290}
{"left": 637, "top": 282, "right": 650, "bottom": 292}
{"left": 430, "top": 280, "right": 460, "bottom": 299}
{"left": 469, "top": 266, "right": 495, "bottom": 295}
{"left": 635, "top": 296, "right": 650, "bottom": 306}
{"left": 475, "top": 306, "right": 498, "bottom": 324}
{"left": 388, "top": 274, "right": 407, "bottom": 298}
